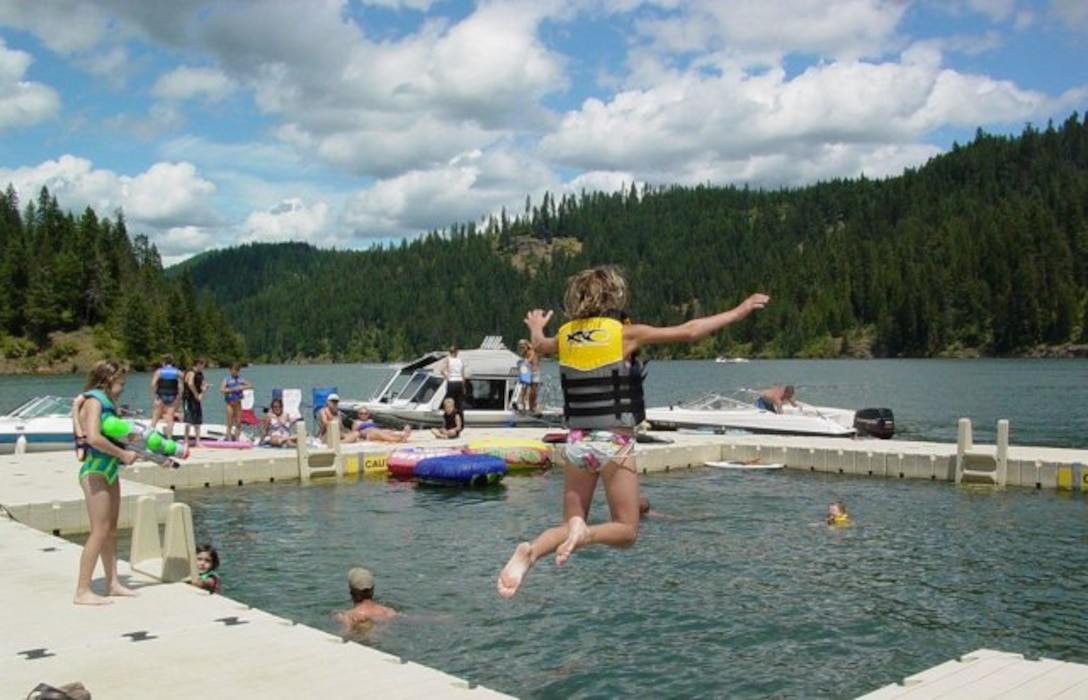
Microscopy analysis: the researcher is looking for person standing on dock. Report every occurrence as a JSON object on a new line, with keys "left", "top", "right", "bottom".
{"left": 219, "top": 361, "right": 252, "bottom": 442}
{"left": 74, "top": 360, "right": 139, "bottom": 605}
{"left": 497, "top": 265, "right": 769, "bottom": 598}
{"left": 182, "top": 357, "right": 207, "bottom": 447}
{"left": 149, "top": 353, "right": 182, "bottom": 438}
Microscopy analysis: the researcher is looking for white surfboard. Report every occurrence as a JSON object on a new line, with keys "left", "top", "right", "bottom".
{"left": 704, "top": 460, "right": 785, "bottom": 470}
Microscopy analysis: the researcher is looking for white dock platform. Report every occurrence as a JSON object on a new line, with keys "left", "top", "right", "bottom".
{"left": 859, "top": 648, "right": 1088, "bottom": 699}
{"left": 0, "top": 515, "right": 513, "bottom": 699}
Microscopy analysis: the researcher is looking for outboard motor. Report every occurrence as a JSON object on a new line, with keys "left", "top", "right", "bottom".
{"left": 854, "top": 408, "right": 895, "bottom": 439}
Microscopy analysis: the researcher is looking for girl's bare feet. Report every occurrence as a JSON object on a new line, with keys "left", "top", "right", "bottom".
{"left": 74, "top": 590, "right": 113, "bottom": 605}
{"left": 109, "top": 583, "right": 139, "bottom": 597}
{"left": 497, "top": 542, "right": 534, "bottom": 598}
{"left": 556, "top": 516, "right": 588, "bottom": 565}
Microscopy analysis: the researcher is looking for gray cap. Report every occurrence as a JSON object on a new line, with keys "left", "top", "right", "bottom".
{"left": 348, "top": 567, "right": 374, "bottom": 590}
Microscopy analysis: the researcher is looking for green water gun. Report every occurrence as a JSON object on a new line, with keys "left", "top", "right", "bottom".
{"left": 100, "top": 415, "right": 188, "bottom": 468}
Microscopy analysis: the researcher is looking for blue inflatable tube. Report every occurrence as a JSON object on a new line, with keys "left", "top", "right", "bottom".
{"left": 414, "top": 454, "right": 507, "bottom": 487}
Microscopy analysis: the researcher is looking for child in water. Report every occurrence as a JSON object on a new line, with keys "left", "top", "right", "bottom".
{"left": 827, "top": 500, "right": 850, "bottom": 525}
{"left": 191, "top": 543, "right": 221, "bottom": 593}
{"left": 497, "top": 265, "right": 769, "bottom": 598}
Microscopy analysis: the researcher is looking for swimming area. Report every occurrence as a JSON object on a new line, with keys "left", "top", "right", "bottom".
{"left": 176, "top": 464, "right": 1088, "bottom": 698}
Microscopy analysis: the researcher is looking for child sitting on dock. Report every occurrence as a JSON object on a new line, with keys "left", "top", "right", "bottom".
{"left": 497, "top": 265, "right": 769, "bottom": 598}
{"left": 431, "top": 398, "right": 463, "bottom": 439}
{"left": 190, "top": 543, "right": 221, "bottom": 593}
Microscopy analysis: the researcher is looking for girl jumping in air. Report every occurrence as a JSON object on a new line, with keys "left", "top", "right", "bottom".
{"left": 498, "top": 266, "right": 769, "bottom": 598}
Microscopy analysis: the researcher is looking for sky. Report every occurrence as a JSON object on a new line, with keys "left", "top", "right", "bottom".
{"left": 1, "top": 0, "right": 1086, "bottom": 266}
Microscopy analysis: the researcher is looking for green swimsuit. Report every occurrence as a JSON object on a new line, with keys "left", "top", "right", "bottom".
{"left": 77, "top": 389, "right": 122, "bottom": 486}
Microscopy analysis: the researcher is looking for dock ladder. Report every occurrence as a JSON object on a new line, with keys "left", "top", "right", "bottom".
{"left": 955, "top": 418, "right": 1009, "bottom": 486}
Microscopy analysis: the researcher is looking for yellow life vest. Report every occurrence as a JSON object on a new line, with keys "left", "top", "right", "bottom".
{"left": 557, "top": 316, "right": 645, "bottom": 430}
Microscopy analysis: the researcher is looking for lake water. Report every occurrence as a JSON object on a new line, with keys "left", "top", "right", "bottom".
{"left": 9, "top": 359, "right": 1088, "bottom": 697}
{"left": 2, "top": 358, "right": 1086, "bottom": 447}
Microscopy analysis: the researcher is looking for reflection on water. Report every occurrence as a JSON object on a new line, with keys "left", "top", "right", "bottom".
{"left": 177, "top": 469, "right": 1088, "bottom": 698}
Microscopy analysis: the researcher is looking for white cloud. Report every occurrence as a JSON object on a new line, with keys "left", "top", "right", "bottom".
{"left": 153, "top": 65, "right": 235, "bottom": 102}
{"left": 240, "top": 198, "right": 330, "bottom": 245}
{"left": 0, "top": 39, "right": 61, "bottom": 130}
{"left": 0, "top": 0, "right": 112, "bottom": 54}
{"left": 121, "top": 161, "right": 218, "bottom": 226}
{"left": 539, "top": 41, "right": 1067, "bottom": 188}
{"left": 0, "top": 156, "right": 220, "bottom": 260}
{"left": 1050, "top": 0, "right": 1088, "bottom": 30}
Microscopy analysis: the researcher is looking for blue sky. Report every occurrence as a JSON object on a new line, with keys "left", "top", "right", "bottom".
{"left": 1, "top": 0, "right": 1085, "bottom": 265}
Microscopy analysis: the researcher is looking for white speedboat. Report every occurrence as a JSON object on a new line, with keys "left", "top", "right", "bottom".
{"left": 343, "top": 336, "right": 562, "bottom": 429}
{"left": 0, "top": 395, "right": 237, "bottom": 455}
{"left": 0, "top": 396, "right": 77, "bottom": 454}
{"left": 645, "top": 392, "right": 894, "bottom": 439}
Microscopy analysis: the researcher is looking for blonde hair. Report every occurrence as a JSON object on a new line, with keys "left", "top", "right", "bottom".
{"left": 564, "top": 266, "right": 628, "bottom": 320}
{"left": 83, "top": 359, "right": 126, "bottom": 395}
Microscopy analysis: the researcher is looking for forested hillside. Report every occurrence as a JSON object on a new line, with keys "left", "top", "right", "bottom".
{"left": 0, "top": 187, "right": 245, "bottom": 372}
{"left": 184, "top": 113, "right": 1088, "bottom": 361}
{"left": 4, "top": 114, "right": 1087, "bottom": 371}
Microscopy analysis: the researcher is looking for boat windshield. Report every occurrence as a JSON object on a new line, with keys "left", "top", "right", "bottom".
{"left": 394, "top": 372, "right": 443, "bottom": 405}
{"left": 5, "top": 396, "right": 74, "bottom": 418}
{"left": 674, "top": 392, "right": 754, "bottom": 411}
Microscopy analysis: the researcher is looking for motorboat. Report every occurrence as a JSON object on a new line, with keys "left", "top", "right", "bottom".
{"left": 0, "top": 395, "right": 238, "bottom": 455}
{"left": 645, "top": 392, "right": 894, "bottom": 439}
{"left": 714, "top": 356, "right": 750, "bottom": 363}
{"left": 342, "top": 336, "right": 562, "bottom": 429}
{"left": 0, "top": 396, "right": 77, "bottom": 454}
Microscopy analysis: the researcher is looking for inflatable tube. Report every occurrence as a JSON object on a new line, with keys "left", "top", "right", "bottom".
{"left": 201, "top": 440, "right": 255, "bottom": 450}
{"left": 414, "top": 454, "right": 506, "bottom": 487}
{"left": 466, "top": 438, "right": 551, "bottom": 472}
{"left": 386, "top": 446, "right": 463, "bottom": 480}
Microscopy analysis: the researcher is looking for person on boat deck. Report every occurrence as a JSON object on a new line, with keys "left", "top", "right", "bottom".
{"left": 497, "top": 265, "right": 769, "bottom": 599}
{"left": 334, "top": 567, "right": 397, "bottom": 635}
{"left": 352, "top": 407, "right": 411, "bottom": 443}
{"left": 440, "top": 346, "right": 467, "bottom": 419}
{"left": 317, "top": 393, "right": 359, "bottom": 444}
{"left": 149, "top": 353, "right": 182, "bottom": 438}
{"left": 431, "top": 397, "right": 463, "bottom": 439}
{"left": 514, "top": 340, "right": 533, "bottom": 413}
{"left": 260, "top": 397, "right": 300, "bottom": 447}
{"left": 756, "top": 385, "right": 798, "bottom": 414}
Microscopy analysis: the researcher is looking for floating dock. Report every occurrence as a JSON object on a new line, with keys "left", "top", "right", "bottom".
{"left": 1, "top": 423, "right": 1085, "bottom": 698}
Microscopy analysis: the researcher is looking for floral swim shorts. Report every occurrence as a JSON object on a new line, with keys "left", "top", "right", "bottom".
{"left": 563, "top": 430, "right": 636, "bottom": 472}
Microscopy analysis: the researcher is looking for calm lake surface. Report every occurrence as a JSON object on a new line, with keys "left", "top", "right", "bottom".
{"left": 2, "top": 358, "right": 1086, "bottom": 447}
{"left": 8, "top": 359, "right": 1088, "bottom": 698}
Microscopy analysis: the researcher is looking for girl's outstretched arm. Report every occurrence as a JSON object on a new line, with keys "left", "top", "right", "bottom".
{"left": 625, "top": 293, "right": 770, "bottom": 353}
